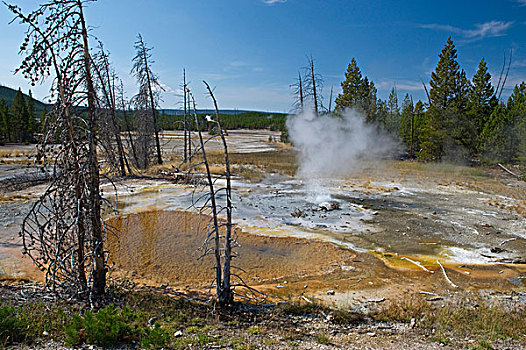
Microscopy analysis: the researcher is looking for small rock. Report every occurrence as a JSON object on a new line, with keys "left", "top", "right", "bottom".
{"left": 42, "top": 331, "right": 49, "bottom": 336}
{"left": 327, "top": 290, "right": 335, "bottom": 295}
{"left": 410, "top": 318, "right": 416, "bottom": 328}
{"left": 366, "top": 332, "right": 376, "bottom": 337}
{"left": 341, "top": 265, "right": 355, "bottom": 271}
{"left": 148, "top": 316, "right": 158, "bottom": 327}
{"left": 174, "top": 330, "right": 183, "bottom": 337}
{"left": 277, "top": 284, "right": 285, "bottom": 288}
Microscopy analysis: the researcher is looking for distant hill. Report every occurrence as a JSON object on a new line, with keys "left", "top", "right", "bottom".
{"left": 0, "top": 85, "right": 48, "bottom": 114}
{"left": 160, "top": 109, "right": 286, "bottom": 116}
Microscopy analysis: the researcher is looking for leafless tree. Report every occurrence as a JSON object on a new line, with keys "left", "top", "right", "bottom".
{"left": 290, "top": 71, "right": 305, "bottom": 113}
{"left": 182, "top": 83, "right": 262, "bottom": 307}
{"left": 328, "top": 85, "right": 334, "bottom": 113}
{"left": 292, "top": 56, "right": 324, "bottom": 115}
{"left": 183, "top": 69, "right": 188, "bottom": 162}
{"left": 6, "top": 0, "right": 107, "bottom": 302}
{"left": 117, "top": 81, "right": 139, "bottom": 170}
{"left": 495, "top": 49, "right": 512, "bottom": 101}
{"left": 131, "top": 34, "right": 163, "bottom": 166}
{"left": 91, "top": 43, "right": 129, "bottom": 176}
{"left": 304, "top": 56, "right": 324, "bottom": 116}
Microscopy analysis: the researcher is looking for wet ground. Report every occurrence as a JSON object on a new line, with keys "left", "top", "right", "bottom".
{"left": 1, "top": 130, "right": 525, "bottom": 306}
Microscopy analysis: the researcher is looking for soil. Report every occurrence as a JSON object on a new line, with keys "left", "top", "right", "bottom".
{"left": 1, "top": 131, "right": 526, "bottom": 349}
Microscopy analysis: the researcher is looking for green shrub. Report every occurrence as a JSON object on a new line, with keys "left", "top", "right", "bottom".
{"left": 0, "top": 305, "right": 28, "bottom": 345}
{"left": 65, "top": 305, "right": 135, "bottom": 347}
{"left": 140, "top": 326, "right": 170, "bottom": 348}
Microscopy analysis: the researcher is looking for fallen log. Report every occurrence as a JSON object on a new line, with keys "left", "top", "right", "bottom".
{"left": 497, "top": 163, "right": 521, "bottom": 179}
{"left": 437, "top": 260, "right": 458, "bottom": 289}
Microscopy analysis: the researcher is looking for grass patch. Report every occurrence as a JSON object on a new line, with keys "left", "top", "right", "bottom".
{"left": 374, "top": 295, "right": 526, "bottom": 341}
{"left": 316, "top": 332, "right": 330, "bottom": 344}
{"left": 247, "top": 325, "right": 260, "bottom": 335}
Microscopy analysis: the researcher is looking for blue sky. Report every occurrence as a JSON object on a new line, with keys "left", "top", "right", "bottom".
{"left": 1, "top": 0, "right": 525, "bottom": 112}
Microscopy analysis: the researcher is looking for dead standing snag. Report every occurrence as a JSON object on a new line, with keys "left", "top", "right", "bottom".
{"left": 183, "top": 83, "right": 262, "bottom": 307}
{"left": 7, "top": 0, "right": 107, "bottom": 302}
{"left": 131, "top": 34, "right": 163, "bottom": 167}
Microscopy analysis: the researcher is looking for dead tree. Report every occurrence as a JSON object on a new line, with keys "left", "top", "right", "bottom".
{"left": 203, "top": 81, "right": 234, "bottom": 305}
{"left": 183, "top": 69, "right": 188, "bottom": 163}
{"left": 131, "top": 87, "right": 156, "bottom": 169}
{"left": 131, "top": 34, "right": 163, "bottom": 166}
{"left": 495, "top": 49, "right": 512, "bottom": 101}
{"left": 91, "top": 43, "right": 129, "bottom": 176}
{"left": 290, "top": 71, "right": 305, "bottom": 113}
{"left": 118, "top": 81, "right": 139, "bottom": 169}
{"left": 328, "top": 86, "right": 333, "bottom": 113}
{"left": 304, "top": 56, "right": 324, "bottom": 116}
{"left": 294, "top": 56, "right": 324, "bottom": 116}
{"left": 182, "top": 85, "right": 261, "bottom": 307}
{"left": 7, "top": 0, "right": 107, "bottom": 302}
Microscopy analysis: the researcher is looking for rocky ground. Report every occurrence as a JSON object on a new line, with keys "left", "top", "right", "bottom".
{"left": 1, "top": 131, "right": 526, "bottom": 349}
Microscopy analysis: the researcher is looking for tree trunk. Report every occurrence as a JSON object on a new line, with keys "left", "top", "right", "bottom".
{"left": 79, "top": 1, "right": 105, "bottom": 299}
{"left": 190, "top": 94, "right": 222, "bottom": 301}
{"left": 299, "top": 72, "right": 304, "bottom": 112}
{"left": 183, "top": 69, "right": 188, "bottom": 163}
{"left": 144, "top": 53, "right": 162, "bottom": 165}
{"left": 311, "top": 60, "right": 318, "bottom": 117}
{"left": 204, "top": 81, "right": 233, "bottom": 306}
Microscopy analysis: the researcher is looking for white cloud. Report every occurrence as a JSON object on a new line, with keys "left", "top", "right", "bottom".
{"left": 516, "top": 0, "right": 526, "bottom": 6}
{"left": 229, "top": 61, "right": 249, "bottom": 67}
{"left": 158, "top": 82, "right": 176, "bottom": 94}
{"left": 377, "top": 80, "right": 423, "bottom": 92}
{"left": 420, "top": 21, "right": 513, "bottom": 42}
{"left": 262, "top": 0, "right": 287, "bottom": 5}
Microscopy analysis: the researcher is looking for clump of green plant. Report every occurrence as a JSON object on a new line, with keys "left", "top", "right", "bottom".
{"left": 316, "top": 332, "right": 330, "bottom": 344}
{"left": 247, "top": 325, "right": 260, "bottom": 335}
{"left": 65, "top": 305, "right": 136, "bottom": 347}
{"left": 0, "top": 305, "right": 28, "bottom": 345}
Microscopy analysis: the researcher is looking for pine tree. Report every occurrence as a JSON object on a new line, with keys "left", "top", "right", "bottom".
{"left": 26, "top": 90, "right": 37, "bottom": 139}
{"left": 335, "top": 58, "right": 363, "bottom": 110}
{"left": 413, "top": 100, "right": 427, "bottom": 154}
{"left": 335, "top": 58, "right": 377, "bottom": 122}
{"left": 399, "top": 94, "right": 413, "bottom": 148}
{"left": 361, "top": 77, "right": 377, "bottom": 123}
{"left": 0, "top": 99, "right": 8, "bottom": 144}
{"left": 422, "top": 36, "right": 470, "bottom": 161}
{"left": 479, "top": 83, "right": 526, "bottom": 163}
{"left": 11, "top": 89, "right": 30, "bottom": 143}
{"left": 385, "top": 87, "right": 399, "bottom": 133}
{"left": 468, "top": 57, "right": 496, "bottom": 153}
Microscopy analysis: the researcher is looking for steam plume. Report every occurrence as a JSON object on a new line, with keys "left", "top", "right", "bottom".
{"left": 286, "top": 110, "right": 397, "bottom": 202}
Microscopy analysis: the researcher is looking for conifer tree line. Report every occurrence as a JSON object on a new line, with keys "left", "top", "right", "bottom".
{"left": 332, "top": 36, "right": 525, "bottom": 164}
{"left": 0, "top": 88, "right": 39, "bottom": 144}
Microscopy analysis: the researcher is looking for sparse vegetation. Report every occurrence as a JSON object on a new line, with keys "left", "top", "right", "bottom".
{"left": 374, "top": 294, "right": 526, "bottom": 341}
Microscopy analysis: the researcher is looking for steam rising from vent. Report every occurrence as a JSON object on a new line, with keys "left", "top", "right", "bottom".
{"left": 286, "top": 110, "right": 397, "bottom": 203}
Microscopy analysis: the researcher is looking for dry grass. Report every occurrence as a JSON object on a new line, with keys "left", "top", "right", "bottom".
{"left": 0, "top": 194, "right": 33, "bottom": 202}
{"left": 142, "top": 149, "right": 297, "bottom": 182}
{"left": 374, "top": 294, "right": 526, "bottom": 341}
{"left": 0, "top": 149, "right": 36, "bottom": 165}
{"left": 393, "top": 161, "right": 493, "bottom": 180}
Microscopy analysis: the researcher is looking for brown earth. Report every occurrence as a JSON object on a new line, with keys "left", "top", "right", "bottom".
{"left": 106, "top": 210, "right": 526, "bottom": 308}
